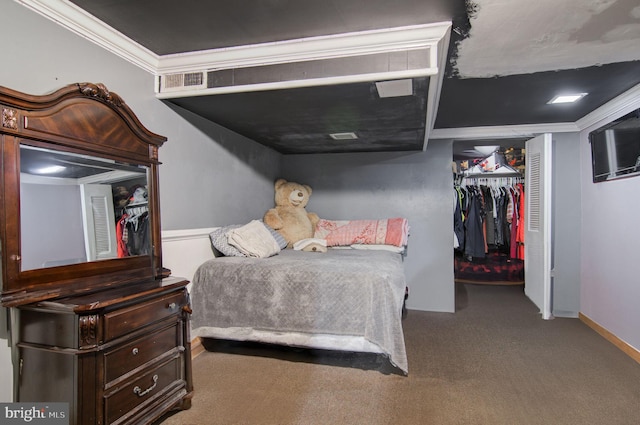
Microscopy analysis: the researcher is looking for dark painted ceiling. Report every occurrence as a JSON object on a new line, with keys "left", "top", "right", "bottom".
{"left": 168, "top": 78, "right": 431, "bottom": 154}
{"left": 70, "top": 0, "right": 465, "bottom": 55}
{"left": 65, "top": 0, "right": 640, "bottom": 155}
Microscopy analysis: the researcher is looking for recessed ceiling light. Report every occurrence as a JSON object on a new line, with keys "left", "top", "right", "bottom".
{"left": 35, "top": 165, "right": 66, "bottom": 174}
{"left": 375, "top": 79, "right": 413, "bottom": 98}
{"left": 547, "top": 93, "right": 588, "bottom": 104}
{"left": 329, "top": 132, "right": 358, "bottom": 140}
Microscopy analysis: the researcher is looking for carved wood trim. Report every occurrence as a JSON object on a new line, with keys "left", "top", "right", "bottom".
{"left": 2, "top": 108, "right": 17, "bottom": 130}
{"left": 78, "top": 82, "right": 124, "bottom": 108}
{"left": 79, "top": 314, "right": 100, "bottom": 348}
{"left": 0, "top": 82, "right": 168, "bottom": 306}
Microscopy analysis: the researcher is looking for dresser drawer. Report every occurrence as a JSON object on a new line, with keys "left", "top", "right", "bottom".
{"left": 104, "top": 324, "right": 180, "bottom": 384}
{"left": 103, "top": 291, "right": 185, "bottom": 341}
{"left": 104, "top": 357, "right": 183, "bottom": 425}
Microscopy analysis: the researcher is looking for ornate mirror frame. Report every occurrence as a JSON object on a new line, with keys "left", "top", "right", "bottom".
{"left": 0, "top": 83, "right": 168, "bottom": 306}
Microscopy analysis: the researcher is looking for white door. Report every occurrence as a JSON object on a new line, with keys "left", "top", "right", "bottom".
{"left": 80, "top": 184, "right": 118, "bottom": 261}
{"left": 524, "top": 133, "right": 553, "bottom": 319}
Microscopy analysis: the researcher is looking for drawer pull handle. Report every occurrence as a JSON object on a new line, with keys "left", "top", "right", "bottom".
{"left": 132, "top": 347, "right": 139, "bottom": 355}
{"left": 133, "top": 374, "right": 158, "bottom": 397}
{"left": 168, "top": 302, "right": 177, "bottom": 310}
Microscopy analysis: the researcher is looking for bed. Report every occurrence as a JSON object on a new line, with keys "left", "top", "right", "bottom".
{"left": 190, "top": 219, "right": 410, "bottom": 374}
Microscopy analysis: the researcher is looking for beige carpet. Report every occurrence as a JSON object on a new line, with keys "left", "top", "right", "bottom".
{"left": 157, "top": 283, "right": 640, "bottom": 425}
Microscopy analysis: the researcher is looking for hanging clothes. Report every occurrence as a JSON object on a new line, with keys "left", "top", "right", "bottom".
{"left": 126, "top": 211, "right": 150, "bottom": 256}
{"left": 464, "top": 186, "right": 487, "bottom": 259}
{"left": 117, "top": 201, "right": 150, "bottom": 257}
{"left": 453, "top": 189, "right": 465, "bottom": 250}
{"left": 116, "top": 213, "right": 129, "bottom": 258}
{"left": 454, "top": 176, "right": 524, "bottom": 261}
{"left": 516, "top": 183, "right": 525, "bottom": 260}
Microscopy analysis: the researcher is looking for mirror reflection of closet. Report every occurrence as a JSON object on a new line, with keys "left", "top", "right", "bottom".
{"left": 19, "top": 144, "right": 150, "bottom": 271}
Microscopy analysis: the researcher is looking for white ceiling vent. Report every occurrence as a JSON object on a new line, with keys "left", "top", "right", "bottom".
{"left": 159, "top": 71, "right": 207, "bottom": 93}
{"left": 375, "top": 79, "right": 413, "bottom": 98}
{"left": 329, "top": 132, "right": 358, "bottom": 140}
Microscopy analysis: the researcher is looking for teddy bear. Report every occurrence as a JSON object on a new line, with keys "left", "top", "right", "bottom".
{"left": 263, "top": 179, "right": 320, "bottom": 248}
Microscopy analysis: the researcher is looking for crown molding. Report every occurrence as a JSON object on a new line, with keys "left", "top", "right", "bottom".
{"left": 430, "top": 122, "right": 579, "bottom": 140}
{"left": 17, "top": 1, "right": 451, "bottom": 77}
{"left": 423, "top": 25, "right": 452, "bottom": 150}
{"left": 18, "top": 1, "right": 640, "bottom": 142}
{"left": 433, "top": 83, "right": 640, "bottom": 140}
{"left": 575, "top": 82, "right": 640, "bottom": 132}
{"left": 155, "top": 22, "right": 451, "bottom": 75}
{"left": 16, "top": 0, "right": 160, "bottom": 73}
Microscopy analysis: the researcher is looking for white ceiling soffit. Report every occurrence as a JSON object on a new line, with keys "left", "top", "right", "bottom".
{"left": 17, "top": 0, "right": 451, "bottom": 150}
{"left": 153, "top": 23, "right": 451, "bottom": 100}
{"left": 16, "top": 0, "right": 450, "bottom": 84}
{"left": 456, "top": 0, "right": 640, "bottom": 78}
{"left": 156, "top": 23, "right": 451, "bottom": 75}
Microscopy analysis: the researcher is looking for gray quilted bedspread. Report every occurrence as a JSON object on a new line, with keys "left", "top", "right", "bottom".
{"left": 191, "top": 249, "right": 408, "bottom": 373}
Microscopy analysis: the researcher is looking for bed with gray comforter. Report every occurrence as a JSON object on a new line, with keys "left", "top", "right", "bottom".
{"left": 190, "top": 248, "right": 408, "bottom": 374}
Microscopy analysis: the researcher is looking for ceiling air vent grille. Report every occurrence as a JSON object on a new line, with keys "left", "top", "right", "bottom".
{"left": 330, "top": 132, "right": 358, "bottom": 140}
{"left": 159, "top": 71, "right": 207, "bottom": 93}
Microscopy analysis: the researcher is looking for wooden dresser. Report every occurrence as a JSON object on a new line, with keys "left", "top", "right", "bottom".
{"left": 1, "top": 83, "right": 193, "bottom": 424}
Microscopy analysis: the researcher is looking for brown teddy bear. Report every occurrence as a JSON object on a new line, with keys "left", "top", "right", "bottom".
{"left": 263, "top": 179, "right": 320, "bottom": 248}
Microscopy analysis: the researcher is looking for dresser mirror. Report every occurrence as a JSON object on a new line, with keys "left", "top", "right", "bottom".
{"left": 1, "top": 82, "right": 168, "bottom": 306}
{"left": 1, "top": 83, "right": 193, "bottom": 424}
{"left": 20, "top": 144, "right": 150, "bottom": 271}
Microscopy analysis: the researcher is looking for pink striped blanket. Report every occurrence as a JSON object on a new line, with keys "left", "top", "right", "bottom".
{"left": 314, "top": 218, "right": 409, "bottom": 247}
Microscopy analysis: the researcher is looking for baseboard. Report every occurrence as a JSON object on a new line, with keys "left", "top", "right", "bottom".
{"left": 191, "top": 336, "right": 205, "bottom": 360}
{"left": 579, "top": 313, "right": 640, "bottom": 364}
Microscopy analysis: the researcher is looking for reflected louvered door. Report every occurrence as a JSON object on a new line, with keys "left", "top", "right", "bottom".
{"left": 80, "top": 184, "right": 118, "bottom": 261}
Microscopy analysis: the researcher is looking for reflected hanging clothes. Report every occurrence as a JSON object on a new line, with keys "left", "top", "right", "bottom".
{"left": 126, "top": 211, "right": 150, "bottom": 256}
{"left": 116, "top": 213, "right": 129, "bottom": 258}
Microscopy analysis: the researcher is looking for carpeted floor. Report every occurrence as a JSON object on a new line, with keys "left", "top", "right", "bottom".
{"left": 156, "top": 283, "right": 640, "bottom": 425}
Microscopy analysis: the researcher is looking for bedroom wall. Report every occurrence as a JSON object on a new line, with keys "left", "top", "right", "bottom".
{"left": 579, "top": 95, "right": 640, "bottom": 353}
{"left": 0, "top": 1, "right": 281, "bottom": 401}
{"left": 0, "top": 3, "right": 280, "bottom": 233}
{"left": 281, "top": 140, "right": 456, "bottom": 313}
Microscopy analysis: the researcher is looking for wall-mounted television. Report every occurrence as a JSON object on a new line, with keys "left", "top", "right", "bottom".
{"left": 590, "top": 108, "right": 640, "bottom": 182}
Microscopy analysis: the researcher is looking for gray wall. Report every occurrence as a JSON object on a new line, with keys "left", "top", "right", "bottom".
{"left": 0, "top": 1, "right": 281, "bottom": 233}
{"left": 0, "top": 1, "right": 281, "bottom": 401}
{"left": 282, "top": 140, "right": 455, "bottom": 312}
{"left": 551, "top": 133, "right": 582, "bottom": 317}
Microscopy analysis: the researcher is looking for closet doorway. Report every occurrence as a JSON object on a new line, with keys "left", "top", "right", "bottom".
{"left": 453, "top": 139, "right": 528, "bottom": 288}
{"left": 453, "top": 135, "right": 554, "bottom": 319}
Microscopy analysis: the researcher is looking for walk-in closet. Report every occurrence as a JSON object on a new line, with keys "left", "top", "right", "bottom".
{"left": 452, "top": 142, "right": 527, "bottom": 286}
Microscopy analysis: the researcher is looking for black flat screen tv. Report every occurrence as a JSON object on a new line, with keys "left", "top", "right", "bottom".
{"left": 590, "top": 108, "right": 640, "bottom": 182}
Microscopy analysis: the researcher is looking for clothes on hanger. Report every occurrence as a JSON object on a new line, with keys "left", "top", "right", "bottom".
{"left": 454, "top": 177, "right": 524, "bottom": 260}
{"left": 116, "top": 202, "right": 150, "bottom": 257}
